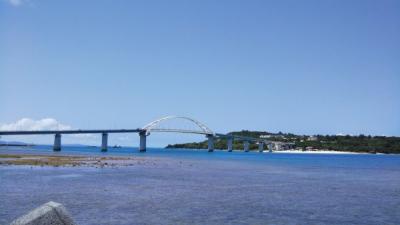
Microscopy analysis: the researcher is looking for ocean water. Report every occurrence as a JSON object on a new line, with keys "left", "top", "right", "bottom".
{"left": 1, "top": 146, "right": 400, "bottom": 225}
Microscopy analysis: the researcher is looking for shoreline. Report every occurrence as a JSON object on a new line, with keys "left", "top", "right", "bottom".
{"left": 0, "top": 148, "right": 394, "bottom": 168}
{"left": 212, "top": 149, "right": 378, "bottom": 154}
{"left": 270, "top": 150, "right": 371, "bottom": 154}
{"left": 166, "top": 147, "right": 390, "bottom": 154}
{"left": 0, "top": 153, "right": 154, "bottom": 168}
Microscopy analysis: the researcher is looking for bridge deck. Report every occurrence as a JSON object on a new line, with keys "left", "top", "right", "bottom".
{"left": 0, "top": 129, "right": 143, "bottom": 135}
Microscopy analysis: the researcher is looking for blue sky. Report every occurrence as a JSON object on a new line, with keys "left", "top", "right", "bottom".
{"left": 1, "top": 0, "right": 399, "bottom": 146}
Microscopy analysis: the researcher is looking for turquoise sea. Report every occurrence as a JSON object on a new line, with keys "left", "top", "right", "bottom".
{"left": 1, "top": 145, "right": 400, "bottom": 224}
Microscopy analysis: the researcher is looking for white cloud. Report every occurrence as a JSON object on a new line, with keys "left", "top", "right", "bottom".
{"left": 71, "top": 133, "right": 95, "bottom": 138}
{"left": 0, "top": 118, "right": 72, "bottom": 131}
{"left": 6, "top": 0, "right": 22, "bottom": 6}
{"left": 0, "top": 118, "right": 98, "bottom": 139}
{"left": 5, "top": 0, "right": 32, "bottom": 7}
{"left": 117, "top": 136, "right": 129, "bottom": 141}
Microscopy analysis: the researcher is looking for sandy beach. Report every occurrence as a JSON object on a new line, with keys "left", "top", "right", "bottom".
{"left": 271, "top": 150, "right": 368, "bottom": 154}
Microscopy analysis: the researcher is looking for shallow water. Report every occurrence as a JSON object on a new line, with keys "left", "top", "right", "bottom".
{"left": 1, "top": 146, "right": 400, "bottom": 224}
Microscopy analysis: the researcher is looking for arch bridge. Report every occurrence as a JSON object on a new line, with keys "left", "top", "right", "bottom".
{"left": 0, "top": 116, "right": 276, "bottom": 153}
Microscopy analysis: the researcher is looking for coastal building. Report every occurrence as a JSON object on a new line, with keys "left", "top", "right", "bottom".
{"left": 260, "top": 135, "right": 271, "bottom": 138}
{"left": 307, "top": 136, "right": 318, "bottom": 141}
{"left": 271, "top": 142, "right": 296, "bottom": 151}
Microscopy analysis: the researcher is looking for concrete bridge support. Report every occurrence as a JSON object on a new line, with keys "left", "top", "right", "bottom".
{"left": 101, "top": 133, "right": 108, "bottom": 152}
{"left": 207, "top": 135, "right": 214, "bottom": 152}
{"left": 227, "top": 137, "right": 233, "bottom": 152}
{"left": 268, "top": 143, "right": 273, "bottom": 152}
{"left": 53, "top": 133, "right": 61, "bottom": 151}
{"left": 139, "top": 131, "right": 146, "bottom": 152}
{"left": 244, "top": 141, "right": 250, "bottom": 152}
{"left": 258, "top": 142, "right": 264, "bottom": 152}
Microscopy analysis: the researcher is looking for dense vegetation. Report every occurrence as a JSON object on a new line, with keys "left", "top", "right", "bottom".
{"left": 166, "top": 130, "right": 400, "bottom": 154}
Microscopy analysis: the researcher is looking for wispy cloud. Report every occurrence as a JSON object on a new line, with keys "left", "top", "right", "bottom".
{"left": 0, "top": 118, "right": 98, "bottom": 139}
{"left": 71, "top": 133, "right": 96, "bottom": 138}
{"left": 5, "top": 0, "right": 30, "bottom": 7}
{"left": 0, "top": 118, "right": 72, "bottom": 131}
{"left": 117, "top": 136, "right": 129, "bottom": 141}
{"left": 6, "top": 0, "right": 21, "bottom": 6}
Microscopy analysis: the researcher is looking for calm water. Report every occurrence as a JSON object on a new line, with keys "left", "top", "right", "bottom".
{"left": 1, "top": 146, "right": 400, "bottom": 225}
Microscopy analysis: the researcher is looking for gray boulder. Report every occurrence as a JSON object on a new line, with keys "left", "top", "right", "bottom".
{"left": 10, "top": 201, "right": 76, "bottom": 225}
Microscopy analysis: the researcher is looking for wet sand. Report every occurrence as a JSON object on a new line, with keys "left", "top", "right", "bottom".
{"left": 0, "top": 154, "right": 157, "bottom": 168}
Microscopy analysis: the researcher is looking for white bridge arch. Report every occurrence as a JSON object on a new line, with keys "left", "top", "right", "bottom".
{"left": 142, "top": 116, "right": 214, "bottom": 136}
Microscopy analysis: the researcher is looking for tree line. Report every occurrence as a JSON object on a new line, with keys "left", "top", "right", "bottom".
{"left": 165, "top": 130, "right": 400, "bottom": 154}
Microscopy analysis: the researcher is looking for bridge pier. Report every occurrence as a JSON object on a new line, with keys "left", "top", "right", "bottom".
{"left": 101, "top": 133, "right": 108, "bottom": 152}
{"left": 207, "top": 135, "right": 214, "bottom": 152}
{"left": 227, "top": 137, "right": 233, "bottom": 152}
{"left": 244, "top": 141, "right": 250, "bottom": 152}
{"left": 258, "top": 142, "right": 264, "bottom": 152}
{"left": 268, "top": 143, "right": 273, "bottom": 152}
{"left": 53, "top": 133, "right": 61, "bottom": 151}
{"left": 139, "top": 131, "right": 146, "bottom": 152}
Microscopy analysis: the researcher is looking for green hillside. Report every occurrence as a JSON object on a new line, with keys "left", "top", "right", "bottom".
{"left": 166, "top": 130, "right": 400, "bottom": 154}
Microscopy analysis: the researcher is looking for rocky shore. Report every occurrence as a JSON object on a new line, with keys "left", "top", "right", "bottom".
{"left": 0, "top": 154, "right": 153, "bottom": 168}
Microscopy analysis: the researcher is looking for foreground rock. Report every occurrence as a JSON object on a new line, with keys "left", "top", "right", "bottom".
{"left": 10, "top": 201, "right": 76, "bottom": 225}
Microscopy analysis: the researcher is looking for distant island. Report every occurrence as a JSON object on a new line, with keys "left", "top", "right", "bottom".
{"left": 166, "top": 130, "right": 400, "bottom": 154}
{"left": 0, "top": 140, "right": 34, "bottom": 147}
